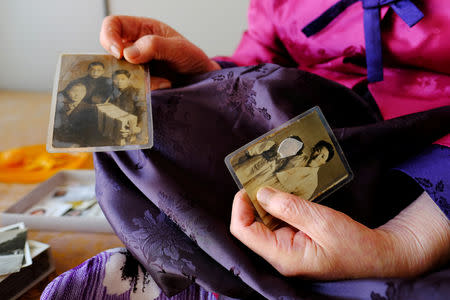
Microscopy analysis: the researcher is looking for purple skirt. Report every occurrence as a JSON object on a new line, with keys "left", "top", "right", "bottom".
{"left": 94, "top": 64, "right": 450, "bottom": 299}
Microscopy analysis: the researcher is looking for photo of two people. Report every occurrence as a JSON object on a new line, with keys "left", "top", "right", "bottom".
{"left": 48, "top": 54, "right": 152, "bottom": 152}
{"left": 227, "top": 108, "right": 352, "bottom": 229}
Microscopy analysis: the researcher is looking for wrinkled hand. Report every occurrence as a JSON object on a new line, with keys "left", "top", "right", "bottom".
{"left": 100, "top": 15, "right": 221, "bottom": 90}
{"left": 230, "top": 187, "right": 450, "bottom": 279}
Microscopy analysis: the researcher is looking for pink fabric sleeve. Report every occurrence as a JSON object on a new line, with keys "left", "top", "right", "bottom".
{"left": 216, "top": 0, "right": 295, "bottom": 67}
{"left": 215, "top": 0, "right": 450, "bottom": 147}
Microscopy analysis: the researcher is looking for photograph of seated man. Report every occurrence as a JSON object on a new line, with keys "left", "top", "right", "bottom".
{"left": 53, "top": 77, "right": 119, "bottom": 148}
{"left": 53, "top": 81, "right": 99, "bottom": 147}
{"left": 95, "top": 69, "right": 146, "bottom": 145}
{"left": 72, "top": 61, "right": 112, "bottom": 104}
{"left": 110, "top": 69, "right": 146, "bottom": 124}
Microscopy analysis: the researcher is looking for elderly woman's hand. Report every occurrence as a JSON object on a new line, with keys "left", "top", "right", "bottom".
{"left": 100, "top": 16, "right": 221, "bottom": 90}
{"left": 230, "top": 187, "right": 450, "bottom": 279}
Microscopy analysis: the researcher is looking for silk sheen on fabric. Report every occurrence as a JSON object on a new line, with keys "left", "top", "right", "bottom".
{"left": 94, "top": 65, "right": 449, "bottom": 299}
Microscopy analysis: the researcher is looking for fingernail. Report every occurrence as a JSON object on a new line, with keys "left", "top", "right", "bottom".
{"left": 257, "top": 187, "right": 275, "bottom": 206}
{"left": 158, "top": 82, "right": 171, "bottom": 89}
{"left": 110, "top": 45, "right": 121, "bottom": 59}
{"left": 124, "top": 45, "right": 140, "bottom": 59}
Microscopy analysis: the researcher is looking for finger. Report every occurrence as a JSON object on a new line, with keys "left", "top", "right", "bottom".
{"left": 150, "top": 76, "right": 172, "bottom": 91}
{"left": 273, "top": 227, "right": 304, "bottom": 249}
{"left": 230, "top": 190, "right": 300, "bottom": 249}
{"left": 100, "top": 15, "right": 127, "bottom": 58}
{"left": 230, "top": 190, "right": 279, "bottom": 261}
{"left": 122, "top": 35, "right": 216, "bottom": 73}
{"left": 230, "top": 192, "right": 295, "bottom": 258}
{"left": 230, "top": 190, "right": 315, "bottom": 275}
{"left": 230, "top": 190, "right": 257, "bottom": 229}
{"left": 100, "top": 16, "right": 179, "bottom": 59}
{"left": 230, "top": 190, "right": 277, "bottom": 248}
{"left": 256, "top": 187, "right": 336, "bottom": 237}
{"left": 123, "top": 34, "right": 187, "bottom": 65}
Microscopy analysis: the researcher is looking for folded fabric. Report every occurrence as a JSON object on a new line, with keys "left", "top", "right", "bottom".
{"left": 41, "top": 248, "right": 221, "bottom": 300}
{"left": 94, "top": 64, "right": 449, "bottom": 299}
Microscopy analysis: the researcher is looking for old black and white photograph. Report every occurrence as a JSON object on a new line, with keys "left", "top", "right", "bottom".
{"left": 0, "top": 223, "right": 32, "bottom": 276}
{"left": 48, "top": 54, "right": 152, "bottom": 152}
{"left": 24, "top": 182, "right": 104, "bottom": 218}
{"left": 226, "top": 107, "right": 352, "bottom": 228}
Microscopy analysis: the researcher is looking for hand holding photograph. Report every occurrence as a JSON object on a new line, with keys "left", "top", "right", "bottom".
{"left": 226, "top": 107, "right": 353, "bottom": 229}
{"left": 47, "top": 54, "right": 153, "bottom": 152}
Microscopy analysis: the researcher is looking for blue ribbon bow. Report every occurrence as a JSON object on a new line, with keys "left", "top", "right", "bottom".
{"left": 302, "top": 0, "right": 424, "bottom": 82}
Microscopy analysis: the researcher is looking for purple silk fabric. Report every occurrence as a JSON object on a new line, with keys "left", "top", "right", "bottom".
{"left": 41, "top": 248, "right": 220, "bottom": 300}
{"left": 394, "top": 145, "right": 450, "bottom": 218}
{"left": 94, "top": 64, "right": 450, "bottom": 299}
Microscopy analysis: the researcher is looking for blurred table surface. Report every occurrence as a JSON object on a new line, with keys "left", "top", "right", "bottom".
{"left": 0, "top": 90, "right": 123, "bottom": 299}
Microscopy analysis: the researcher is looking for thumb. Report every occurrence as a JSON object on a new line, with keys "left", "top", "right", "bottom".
{"left": 123, "top": 35, "right": 178, "bottom": 64}
{"left": 123, "top": 35, "right": 217, "bottom": 74}
{"left": 256, "top": 187, "right": 335, "bottom": 237}
{"left": 150, "top": 76, "right": 172, "bottom": 91}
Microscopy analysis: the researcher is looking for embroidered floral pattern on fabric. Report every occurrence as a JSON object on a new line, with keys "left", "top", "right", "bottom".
{"left": 128, "top": 210, "right": 197, "bottom": 276}
{"left": 157, "top": 190, "right": 215, "bottom": 247}
{"left": 370, "top": 282, "right": 395, "bottom": 300}
{"left": 42, "top": 248, "right": 162, "bottom": 300}
{"left": 395, "top": 145, "right": 450, "bottom": 219}
{"left": 213, "top": 69, "right": 271, "bottom": 120}
{"left": 401, "top": 74, "right": 450, "bottom": 98}
{"left": 415, "top": 177, "right": 449, "bottom": 216}
{"left": 246, "top": 64, "right": 270, "bottom": 74}
{"left": 417, "top": 76, "right": 438, "bottom": 93}
{"left": 153, "top": 93, "right": 193, "bottom": 157}
{"left": 119, "top": 250, "right": 151, "bottom": 293}
{"left": 103, "top": 250, "right": 161, "bottom": 299}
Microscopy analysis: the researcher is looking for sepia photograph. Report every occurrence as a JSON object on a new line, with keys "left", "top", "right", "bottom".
{"left": 25, "top": 202, "right": 72, "bottom": 217}
{"left": 24, "top": 182, "right": 101, "bottom": 218}
{"left": 47, "top": 54, "right": 153, "bottom": 152}
{"left": 226, "top": 107, "right": 353, "bottom": 229}
{"left": 0, "top": 223, "right": 32, "bottom": 275}
{"left": 0, "top": 250, "right": 24, "bottom": 276}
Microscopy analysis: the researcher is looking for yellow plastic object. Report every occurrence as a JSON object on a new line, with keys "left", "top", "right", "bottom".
{"left": 0, "top": 145, "right": 94, "bottom": 184}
